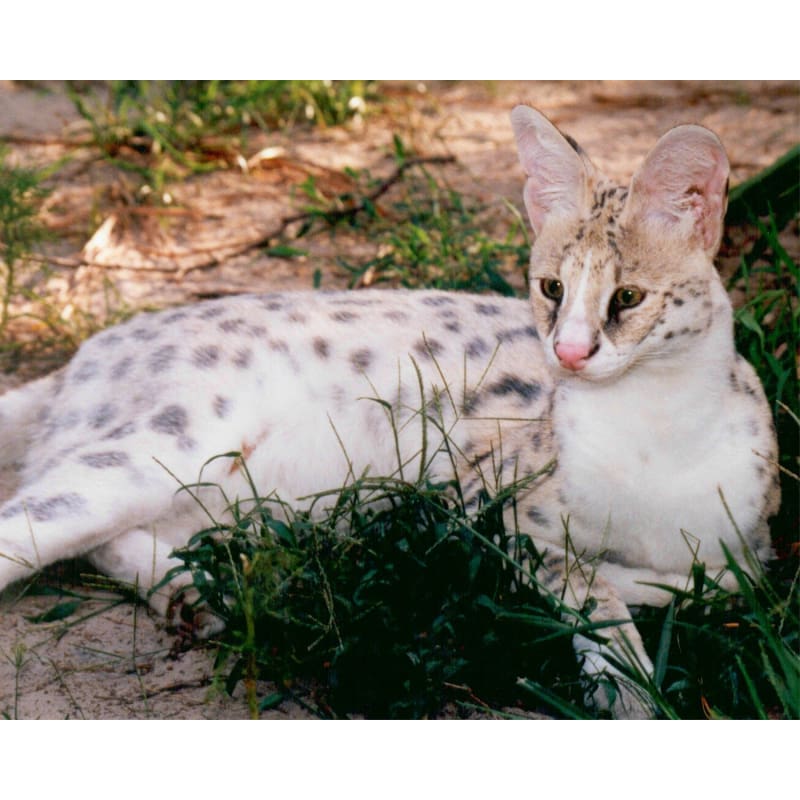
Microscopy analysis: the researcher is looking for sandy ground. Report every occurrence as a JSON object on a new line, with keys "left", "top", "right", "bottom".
{"left": 0, "top": 80, "right": 797, "bottom": 719}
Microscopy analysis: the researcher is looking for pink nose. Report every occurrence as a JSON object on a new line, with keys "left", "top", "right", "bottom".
{"left": 554, "top": 340, "right": 593, "bottom": 371}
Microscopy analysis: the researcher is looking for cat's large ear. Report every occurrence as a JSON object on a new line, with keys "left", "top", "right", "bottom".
{"left": 510, "top": 105, "right": 593, "bottom": 235}
{"left": 622, "top": 125, "right": 729, "bottom": 255}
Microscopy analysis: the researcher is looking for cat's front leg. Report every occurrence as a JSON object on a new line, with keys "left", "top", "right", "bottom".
{"left": 537, "top": 551, "right": 656, "bottom": 719}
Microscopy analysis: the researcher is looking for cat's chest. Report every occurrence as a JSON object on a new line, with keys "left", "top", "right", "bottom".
{"left": 550, "top": 374, "right": 762, "bottom": 569}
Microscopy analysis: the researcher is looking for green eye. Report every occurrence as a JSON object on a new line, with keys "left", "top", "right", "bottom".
{"left": 614, "top": 287, "right": 645, "bottom": 309}
{"left": 541, "top": 278, "right": 564, "bottom": 302}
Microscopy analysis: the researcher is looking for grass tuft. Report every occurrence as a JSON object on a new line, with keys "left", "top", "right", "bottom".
{"left": 69, "top": 80, "right": 376, "bottom": 197}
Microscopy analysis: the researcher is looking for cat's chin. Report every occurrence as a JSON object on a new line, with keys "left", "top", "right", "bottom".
{"left": 552, "top": 361, "right": 630, "bottom": 384}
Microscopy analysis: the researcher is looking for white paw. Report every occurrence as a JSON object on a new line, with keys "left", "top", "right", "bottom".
{"left": 574, "top": 632, "right": 655, "bottom": 719}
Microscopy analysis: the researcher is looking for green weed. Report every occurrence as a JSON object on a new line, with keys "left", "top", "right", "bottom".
{"left": 727, "top": 198, "right": 799, "bottom": 562}
{"left": 0, "top": 151, "right": 50, "bottom": 339}
{"left": 164, "top": 464, "right": 589, "bottom": 719}
{"left": 294, "top": 137, "right": 530, "bottom": 295}
{"left": 159, "top": 439, "right": 798, "bottom": 719}
{"left": 69, "top": 81, "right": 375, "bottom": 197}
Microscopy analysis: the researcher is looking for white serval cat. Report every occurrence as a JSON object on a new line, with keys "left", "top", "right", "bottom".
{"left": 0, "top": 106, "right": 780, "bottom": 717}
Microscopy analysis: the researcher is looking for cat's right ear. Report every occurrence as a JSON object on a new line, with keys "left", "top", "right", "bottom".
{"left": 510, "top": 105, "right": 592, "bottom": 235}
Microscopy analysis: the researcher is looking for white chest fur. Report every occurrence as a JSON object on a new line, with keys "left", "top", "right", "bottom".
{"left": 552, "top": 349, "right": 768, "bottom": 581}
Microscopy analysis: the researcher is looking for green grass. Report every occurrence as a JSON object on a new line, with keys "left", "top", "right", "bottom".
{"left": 293, "top": 135, "right": 530, "bottom": 295}
{"left": 728, "top": 215, "right": 799, "bottom": 560}
{"left": 69, "top": 80, "right": 376, "bottom": 197}
{"left": 160, "top": 453, "right": 592, "bottom": 719}
{"left": 6, "top": 97, "right": 797, "bottom": 719}
{"left": 158, "top": 445, "right": 797, "bottom": 720}
{"left": 154, "top": 155, "right": 798, "bottom": 719}
{"left": 0, "top": 151, "right": 50, "bottom": 339}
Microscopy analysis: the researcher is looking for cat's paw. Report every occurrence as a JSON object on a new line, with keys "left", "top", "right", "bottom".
{"left": 574, "top": 632, "right": 656, "bottom": 719}
{"left": 166, "top": 588, "right": 226, "bottom": 641}
{"left": 585, "top": 673, "right": 656, "bottom": 720}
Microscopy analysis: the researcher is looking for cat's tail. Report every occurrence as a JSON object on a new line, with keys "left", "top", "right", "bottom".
{"left": 0, "top": 371, "right": 61, "bottom": 467}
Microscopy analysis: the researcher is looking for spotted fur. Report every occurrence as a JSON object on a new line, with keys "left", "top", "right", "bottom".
{"left": 0, "top": 107, "right": 779, "bottom": 718}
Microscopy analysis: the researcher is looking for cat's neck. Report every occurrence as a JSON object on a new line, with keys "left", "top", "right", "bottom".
{"left": 556, "top": 282, "right": 737, "bottom": 438}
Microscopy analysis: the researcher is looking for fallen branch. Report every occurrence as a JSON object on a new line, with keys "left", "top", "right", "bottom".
{"left": 3, "top": 153, "right": 458, "bottom": 277}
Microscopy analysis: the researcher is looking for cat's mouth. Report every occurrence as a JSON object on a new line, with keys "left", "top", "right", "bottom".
{"left": 552, "top": 358, "right": 631, "bottom": 384}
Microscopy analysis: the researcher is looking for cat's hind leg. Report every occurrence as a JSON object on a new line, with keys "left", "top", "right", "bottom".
{"left": 88, "top": 525, "right": 225, "bottom": 638}
{"left": 0, "top": 447, "right": 185, "bottom": 594}
{"left": 0, "top": 372, "right": 62, "bottom": 468}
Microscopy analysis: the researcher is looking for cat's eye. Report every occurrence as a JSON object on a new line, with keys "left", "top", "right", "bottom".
{"left": 541, "top": 278, "right": 564, "bottom": 302}
{"left": 613, "top": 287, "right": 645, "bottom": 309}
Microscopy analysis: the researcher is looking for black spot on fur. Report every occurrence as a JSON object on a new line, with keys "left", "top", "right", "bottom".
{"left": 88, "top": 403, "right": 117, "bottom": 429}
{"left": 468, "top": 450, "right": 493, "bottom": 469}
{"left": 313, "top": 337, "right": 330, "bottom": 359}
{"left": 246, "top": 324, "right": 267, "bottom": 339}
{"left": 474, "top": 302, "right": 501, "bottom": 316}
{"left": 103, "top": 421, "right": 137, "bottom": 440}
{"left": 131, "top": 327, "right": 160, "bottom": 341}
{"left": 269, "top": 339, "right": 289, "bottom": 353}
{"left": 444, "top": 320, "right": 461, "bottom": 333}
{"left": 22, "top": 493, "right": 88, "bottom": 522}
{"left": 199, "top": 305, "right": 227, "bottom": 320}
{"left": 350, "top": 348, "right": 373, "bottom": 372}
{"left": 466, "top": 337, "right": 490, "bottom": 358}
{"left": 497, "top": 326, "right": 538, "bottom": 343}
{"left": 526, "top": 506, "right": 549, "bottom": 526}
{"left": 233, "top": 348, "right": 253, "bottom": 369}
{"left": 489, "top": 375, "right": 541, "bottom": 401}
{"left": 461, "top": 390, "right": 479, "bottom": 415}
{"left": 80, "top": 451, "right": 130, "bottom": 468}
{"left": 111, "top": 356, "right": 134, "bottom": 381}
{"left": 97, "top": 332, "right": 124, "bottom": 348}
{"left": 414, "top": 338, "right": 444, "bottom": 359}
{"left": 219, "top": 318, "right": 247, "bottom": 334}
{"left": 260, "top": 298, "right": 285, "bottom": 312}
{"left": 163, "top": 310, "right": 189, "bottom": 324}
{"left": 149, "top": 344, "right": 178, "bottom": 374}
{"left": 422, "top": 295, "right": 455, "bottom": 307}
{"left": 193, "top": 345, "right": 220, "bottom": 368}
{"left": 331, "top": 311, "right": 358, "bottom": 323}
{"left": 73, "top": 360, "right": 100, "bottom": 382}
{"left": 384, "top": 310, "right": 409, "bottom": 322}
{"left": 213, "top": 395, "right": 230, "bottom": 419}
{"left": 150, "top": 405, "right": 188, "bottom": 436}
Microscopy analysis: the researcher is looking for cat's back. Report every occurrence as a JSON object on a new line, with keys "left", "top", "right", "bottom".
{"left": 62, "top": 288, "right": 543, "bottom": 389}
{"left": 21, "top": 289, "right": 550, "bottom": 463}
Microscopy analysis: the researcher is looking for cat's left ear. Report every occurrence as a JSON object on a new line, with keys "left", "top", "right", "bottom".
{"left": 622, "top": 125, "right": 729, "bottom": 255}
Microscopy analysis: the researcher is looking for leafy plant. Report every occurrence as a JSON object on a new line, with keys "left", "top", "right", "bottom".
{"left": 164, "top": 459, "right": 592, "bottom": 719}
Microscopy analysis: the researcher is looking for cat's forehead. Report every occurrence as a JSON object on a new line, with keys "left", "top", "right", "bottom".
{"left": 562, "top": 181, "right": 629, "bottom": 257}
{"left": 538, "top": 181, "right": 629, "bottom": 275}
